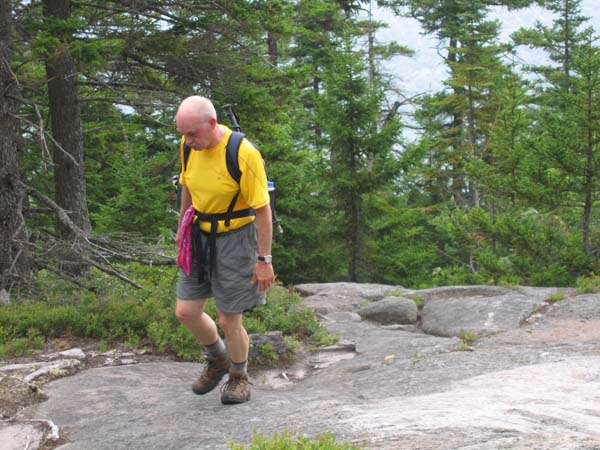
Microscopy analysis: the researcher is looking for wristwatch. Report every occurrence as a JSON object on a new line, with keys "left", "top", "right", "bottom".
{"left": 257, "top": 255, "right": 272, "bottom": 264}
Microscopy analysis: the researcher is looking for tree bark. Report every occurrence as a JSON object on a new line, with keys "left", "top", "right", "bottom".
{"left": 267, "top": 32, "right": 278, "bottom": 66}
{"left": 447, "top": 36, "right": 467, "bottom": 206}
{"left": 582, "top": 92, "right": 594, "bottom": 257}
{"left": 0, "top": 0, "right": 31, "bottom": 290}
{"left": 348, "top": 143, "right": 360, "bottom": 282}
{"left": 43, "top": 0, "right": 91, "bottom": 242}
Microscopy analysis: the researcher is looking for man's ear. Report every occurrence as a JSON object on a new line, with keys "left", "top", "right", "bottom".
{"left": 208, "top": 117, "right": 218, "bottom": 129}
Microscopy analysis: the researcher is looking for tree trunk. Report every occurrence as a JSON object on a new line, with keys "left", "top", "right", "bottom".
{"left": 448, "top": 37, "right": 467, "bottom": 206}
{"left": 267, "top": 32, "right": 278, "bottom": 66}
{"left": 367, "top": 15, "right": 376, "bottom": 89}
{"left": 582, "top": 96, "right": 594, "bottom": 256}
{"left": 348, "top": 144, "right": 360, "bottom": 282}
{"left": 43, "top": 0, "right": 91, "bottom": 243}
{"left": 582, "top": 190, "right": 592, "bottom": 257}
{"left": 348, "top": 185, "right": 361, "bottom": 282}
{"left": 562, "top": 0, "right": 572, "bottom": 83}
{"left": 0, "top": 0, "right": 31, "bottom": 290}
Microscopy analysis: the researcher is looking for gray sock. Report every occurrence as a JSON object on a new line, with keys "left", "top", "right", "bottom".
{"left": 230, "top": 360, "right": 248, "bottom": 374}
{"left": 204, "top": 338, "right": 226, "bottom": 358}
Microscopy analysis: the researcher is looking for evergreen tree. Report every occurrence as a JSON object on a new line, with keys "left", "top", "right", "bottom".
{"left": 381, "top": 1, "right": 536, "bottom": 278}
{"left": 399, "top": 1, "right": 527, "bottom": 207}
{"left": 317, "top": 28, "right": 402, "bottom": 281}
{"left": 514, "top": 0, "right": 600, "bottom": 259}
{"left": 535, "top": 31, "right": 600, "bottom": 258}
{"left": 472, "top": 69, "right": 535, "bottom": 207}
{"left": 513, "top": 0, "right": 589, "bottom": 85}
{"left": 0, "top": 0, "right": 31, "bottom": 290}
{"left": 42, "top": 0, "right": 92, "bottom": 248}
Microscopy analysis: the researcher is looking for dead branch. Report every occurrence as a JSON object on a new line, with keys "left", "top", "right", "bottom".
{"left": 41, "top": 264, "right": 98, "bottom": 292}
{"left": 88, "top": 239, "right": 175, "bottom": 266}
{"left": 10, "top": 112, "right": 78, "bottom": 167}
{"left": 81, "top": 256, "right": 143, "bottom": 289}
{"left": 16, "top": 181, "right": 174, "bottom": 290}
{"left": 19, "top": 181, "right": 88, "bottom": 240}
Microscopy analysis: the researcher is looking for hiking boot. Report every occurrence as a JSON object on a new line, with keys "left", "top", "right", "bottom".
{"left": 220, "top": 369, "right": 251, "bottom": 404}
{"left": 192, "top": 353, "right": 230, "bottom": 395}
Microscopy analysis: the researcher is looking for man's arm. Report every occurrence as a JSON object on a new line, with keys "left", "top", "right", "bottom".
{"left": 252, "top": 203, "right": 275, "bottom": 292}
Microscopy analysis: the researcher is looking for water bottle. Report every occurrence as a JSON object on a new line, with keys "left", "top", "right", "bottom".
{"left": 267, "top": 180, "right": 283, "bottom": 234}
{"left": 267, "top": 180, "right": 276, "bottom": 210}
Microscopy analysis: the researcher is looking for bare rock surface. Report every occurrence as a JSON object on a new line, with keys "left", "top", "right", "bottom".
{"left": 0, "top": 423, "right": 45, "bottom": 450}
{"left": 6, "top": 283, "right": 600, "bottom": 450}
{"left": 358, "top": 296, "right": 418, "bottom": 324}
{"left": 419, "top": 286, "right": 552, "bottom": 337}
{"left": 294, "top": 282, "right": 408, "bottom": 300}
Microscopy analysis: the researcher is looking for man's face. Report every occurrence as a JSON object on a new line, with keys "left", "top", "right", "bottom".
{"left": 177, "top": 115, "right": 213, "bottom": 150}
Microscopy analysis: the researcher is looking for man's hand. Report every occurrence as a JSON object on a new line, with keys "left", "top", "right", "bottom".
{"left": 252, "top": 262, "right": 275, "bottom": 292}
{"left": 252, "top": 204, "right": 274, "bottom": 292}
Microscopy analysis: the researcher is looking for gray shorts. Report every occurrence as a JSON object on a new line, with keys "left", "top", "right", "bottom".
{"left": 176, "top": 221, "right": 266, "bottom": 314}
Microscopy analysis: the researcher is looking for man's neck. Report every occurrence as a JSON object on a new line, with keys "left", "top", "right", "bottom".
{"left": 209, "top": 124, "right": 226, "bottom": 149}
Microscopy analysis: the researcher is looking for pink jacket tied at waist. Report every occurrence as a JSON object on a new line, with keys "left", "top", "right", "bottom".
{"left": 177, "top": 205, "right": 195, "bottom": 275}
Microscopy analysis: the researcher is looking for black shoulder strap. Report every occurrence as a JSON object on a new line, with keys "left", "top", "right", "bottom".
{"left": 226, "top": 131, "right": 244, "bottom": 184}
{"left": 183, "top": 143, "right": 191, "bottom": 172}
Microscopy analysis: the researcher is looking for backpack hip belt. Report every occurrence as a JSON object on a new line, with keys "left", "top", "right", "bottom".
{"left": 192, "top": 207, "right": 255, "bottom": 282}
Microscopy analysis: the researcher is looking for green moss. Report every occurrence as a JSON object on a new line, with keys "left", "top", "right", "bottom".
{"left": 228, "top": 431, "right": 365, "bottom": 450}
{"left": 547, "top": 292, "right": 565, "bottom": 303}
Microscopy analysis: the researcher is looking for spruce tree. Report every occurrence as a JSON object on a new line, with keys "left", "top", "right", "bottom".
{"left": 0, "top": 0, "right": 32, "bottom": 290}
{"left": 317, "top": 29, "right": 402, "bottom": 281}
{"left": 515, "top": 0, "right": 600, "bottom": 258}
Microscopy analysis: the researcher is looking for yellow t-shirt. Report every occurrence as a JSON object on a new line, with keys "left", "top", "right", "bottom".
{"left": 179, "top": 126, "right": 269, "bottom": 233}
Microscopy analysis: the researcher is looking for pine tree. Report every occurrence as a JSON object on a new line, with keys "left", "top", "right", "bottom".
{"left": 515, "top": 0, "right": 600, "bottom": 257}
{"left": 317, "top": 28, "right": 402, "bottom": 281}
{"left": 0, "top": 0, "right": 31, "bottom": 290}
{"left": 381, "top": 1, "right": 528, "bottom": 210}
{"left": 42, "top": 0, "right": 92, "bottom": 246}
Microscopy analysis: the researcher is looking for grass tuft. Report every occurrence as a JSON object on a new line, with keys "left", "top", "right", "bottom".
{"left": 228, "top": 431, "right": 365, "bottom": 450}
{"left": 547, "top": 292, "right": 565, "bottom": 303}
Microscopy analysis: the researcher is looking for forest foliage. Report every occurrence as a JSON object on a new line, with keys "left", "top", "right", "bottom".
{"left": 2, "top": 0, "right": 600, "bottom": 293}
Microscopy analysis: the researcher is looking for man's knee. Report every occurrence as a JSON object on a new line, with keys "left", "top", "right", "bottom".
{"left": 218, "top": 313, "right": 242, "bottom": 335}
{"left": 175, "top": 299, "right": 205, "bottom": 323}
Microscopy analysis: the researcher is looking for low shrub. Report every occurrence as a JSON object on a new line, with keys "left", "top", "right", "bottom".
{"left": 0, "top": 267, "right": 334, "bottom": 362}
{"left": 576, "top": 273, "right": 600, "bottom": 294}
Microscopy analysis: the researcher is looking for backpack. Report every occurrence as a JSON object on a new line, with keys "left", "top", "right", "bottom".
{"left": 177, "top": 132, "right": 281, "bottom": 232}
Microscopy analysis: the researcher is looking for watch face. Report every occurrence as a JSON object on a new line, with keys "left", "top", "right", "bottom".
{"left": 259, "top": 255, "right": 272, "bottom": 263}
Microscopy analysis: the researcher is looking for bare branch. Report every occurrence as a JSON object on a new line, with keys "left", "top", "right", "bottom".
{"left": 19, "top": 181, "right": 89, "bottom": 240}
{"left": 33, "top": 103, "right": 52, "bottom": 166}
{"left": 81, "top": 256, "right": 143, "bottom": 289}
{"left": 41, "top": 264, "right": 98, "bottom": 292}
{"left": 10, "top": 113, "right": 79, "bottom": 167}
{"left": 78, "top": 97, "right": 168, "bottom": 108}
{"left": 17, "top": 181, "right": 174, "bottom": 289}
{"left": 0, "top": 55, "right": 20, "bottom": 90}
{"left": 82, "top": 79, "right": 181, "bottom": 94}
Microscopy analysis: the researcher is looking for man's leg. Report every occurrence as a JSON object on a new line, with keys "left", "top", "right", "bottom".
{"left": 175, "top": 298, "right": 218, "bottom": 345}
{"left": 175, "top": 298, "right": 230, "bottom": 394}
{"left": 217, "top": 311, "right": 248, "bottom": 365}
{"left": 218, "top": 311, "right": 251, "bottom": 404}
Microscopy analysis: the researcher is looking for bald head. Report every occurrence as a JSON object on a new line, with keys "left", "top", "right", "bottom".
{"left": 176, "top": 96, "right": 217, "bottom": 123}
{"left": 176, "top": 96, "right": 223, "bottom": 150}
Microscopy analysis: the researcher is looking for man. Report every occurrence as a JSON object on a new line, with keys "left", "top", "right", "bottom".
{"left": 174, "top": 95, "right": 275, "bottom": 405}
